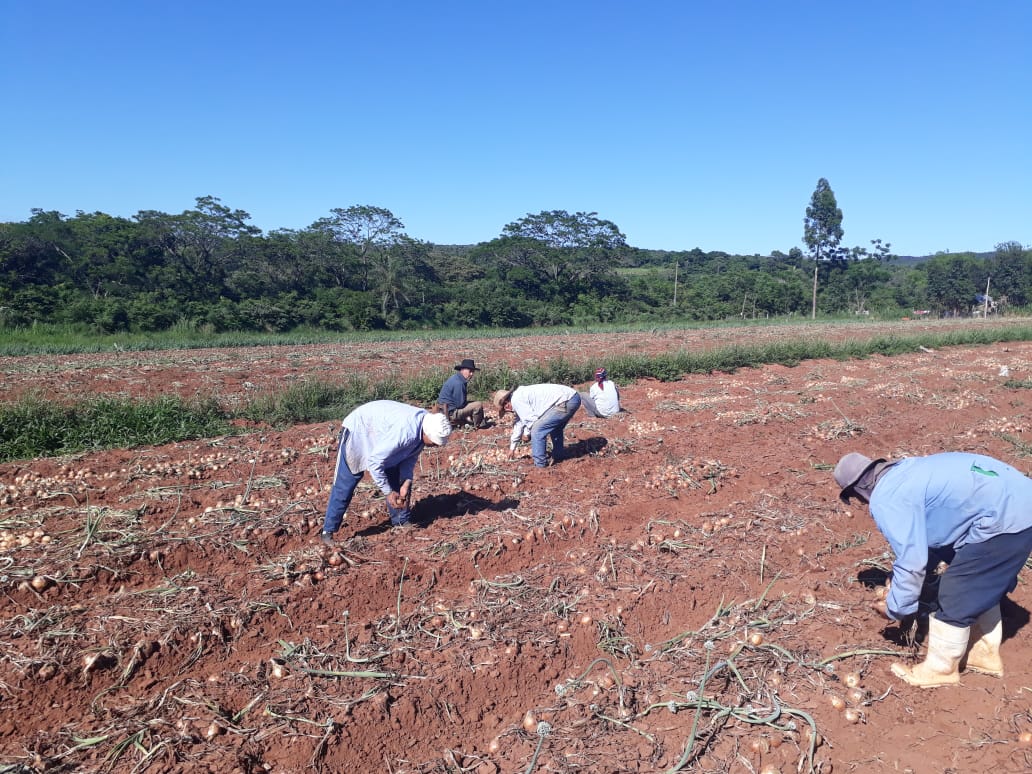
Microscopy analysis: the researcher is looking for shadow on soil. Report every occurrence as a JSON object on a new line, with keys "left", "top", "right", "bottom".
{"left": 857, "top": 568, "right": 1031, "bottom": 646}
{"left": 563, "top": 435, "right": 608, "bottom": 460}
{"left": 354, "top": 494, "right": 520, "bottom": 536}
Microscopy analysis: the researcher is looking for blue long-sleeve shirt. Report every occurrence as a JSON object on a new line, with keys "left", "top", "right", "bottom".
{"left": 437, "top": 372, "right": 469, "bottom": 412}
{"left": 870, "top": 452, "right": 1032, "bottom": 619}
{"left": 340, "top": 400, "right": 426, "bottom": 495}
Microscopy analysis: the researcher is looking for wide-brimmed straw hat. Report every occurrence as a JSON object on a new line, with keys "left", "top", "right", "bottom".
{"left": 492, "top": 389, "right": 514, "bottom": 416}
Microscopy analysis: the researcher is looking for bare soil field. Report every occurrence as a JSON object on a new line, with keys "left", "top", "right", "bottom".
{"left": 2, "top": 319, "right": 1032, "bottom": 773}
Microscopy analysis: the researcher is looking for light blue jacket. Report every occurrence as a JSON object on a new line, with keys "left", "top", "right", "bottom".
{"left": 870, "top": 452, "right": 1032, "bottom": 618}
{"left": 340, "top": 400, "right": 426, "bottom": 495}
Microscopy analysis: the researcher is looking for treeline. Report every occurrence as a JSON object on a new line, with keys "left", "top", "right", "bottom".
{"left": 1, "top": 196, "right": 1029, "bottom": 333}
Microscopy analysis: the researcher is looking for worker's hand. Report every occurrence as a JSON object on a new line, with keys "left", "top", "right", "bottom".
{"left": 508, "top": 449, "right": 517, "bottom": 460}
{"left": 399, "top": 479, "right": 412, "bottom": 508}
{"left": 387, "top": 491, "right": 404, "bottom": 509}
{"left": 870, "top": 600, "right": 893, "bottom": 621}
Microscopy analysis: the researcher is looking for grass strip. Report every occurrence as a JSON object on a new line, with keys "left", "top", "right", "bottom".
{"left": 3, "top": 324, "right": 1032, "bottom": 462}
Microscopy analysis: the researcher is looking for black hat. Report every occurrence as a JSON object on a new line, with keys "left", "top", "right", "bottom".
{"left": 455, "top": 359, "right": 479, "bottom": 371}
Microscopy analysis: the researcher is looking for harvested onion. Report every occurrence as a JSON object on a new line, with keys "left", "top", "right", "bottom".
{"left": 522, "top": 711, "right": 537, "bottom": 732}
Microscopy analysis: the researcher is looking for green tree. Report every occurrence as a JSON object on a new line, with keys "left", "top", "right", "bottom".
{"left": 987, "top": 241, "right": 1031, "bottom": 307}
{"left": 922, "top": 253, "right": 984, "bottom": 314}
{"left": 494, "top": 210, "right": 628, "bottom": 302}
{"left": 135, "top": 196, "right": 260, "bottom": 300}
{"left": 310, "top": 205, "right": 406, "bottom": 292}
{"left": 803, "top": 178, "right": 845, "bottom": 318}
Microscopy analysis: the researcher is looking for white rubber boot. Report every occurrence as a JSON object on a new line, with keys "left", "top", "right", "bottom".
{"left": 890, "top": 615, "right": 969, "bottom": 688}
{"left": 964, "top": 605, "right": 1004, "bottom": 677}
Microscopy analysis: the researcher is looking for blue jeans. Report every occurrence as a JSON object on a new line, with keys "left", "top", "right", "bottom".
{"left": 322, "top": 430, "right": 412, "bottom": 532}
{"left": 529, "top": 393, "right": 581, "bottom": 467}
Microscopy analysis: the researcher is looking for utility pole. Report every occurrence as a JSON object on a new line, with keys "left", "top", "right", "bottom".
{"left": 983, "top": 276, "right": 991, "bottom": 318}
{"left": 672, "top": 261, "right": 678, "bottom": 307}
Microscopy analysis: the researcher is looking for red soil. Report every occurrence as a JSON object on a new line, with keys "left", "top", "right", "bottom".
{"left": 1, "top": 319, "right": 1031, "bottom": 773}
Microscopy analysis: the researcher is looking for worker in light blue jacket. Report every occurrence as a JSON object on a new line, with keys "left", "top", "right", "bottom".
{"left": 320, "top": 401, "right": 451, "bottom": 542}
{"left": 834, "top": 451, "right": 1032, "bottom": 688}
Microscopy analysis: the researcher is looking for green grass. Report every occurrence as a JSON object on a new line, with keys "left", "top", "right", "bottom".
{"left": 0, "top": 394, "right": 229, "bottom": 461}
{"left": 3, "top": 322, "right": 1032, "bottom": 462}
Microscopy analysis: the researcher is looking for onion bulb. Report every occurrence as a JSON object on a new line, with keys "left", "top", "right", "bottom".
{"left": 828, "top": 694, "right": 846, "bottom": 711}
{"left": 843, "top": 708, "right": 860, "bottom": 724}
{"left": 846, "top": 687, "right": 866, "bottom": 705}
{"left": 843, "top": 671, "right": 861, "bottom": 688}
{"left": 748, "top": 632, "right": 764, "bottom": 646}
{"left": 487, "top": 737, "right": 501, "bottom": 754}
{"left": 522, "top": 710, "right": 537, "bottom": 732}
{"left": 1018, "top": 731, "right": 1032, "bottom": 746}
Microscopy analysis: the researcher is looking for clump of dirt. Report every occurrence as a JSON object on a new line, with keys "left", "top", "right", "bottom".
{"left": 1, "top": 329, "right": 1031, "bottom": 773}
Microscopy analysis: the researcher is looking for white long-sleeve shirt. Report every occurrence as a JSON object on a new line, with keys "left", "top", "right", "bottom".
{"left": 508, "top": 384, "right": 577, "bottom": 449}
{"left": 340, "top": 400, "right": 426, "bottom": 495}
{"left": 589, "top": 379, "right": 621, "bottom": 416}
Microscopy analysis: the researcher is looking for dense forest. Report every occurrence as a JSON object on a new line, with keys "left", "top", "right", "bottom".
{"left": 1, "top": 184, "right": 1029, "bottom": 334}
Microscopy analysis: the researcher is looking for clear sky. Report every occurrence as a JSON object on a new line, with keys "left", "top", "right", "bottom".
{"left": 3, "top": 2, "right": 1029, "bottom": 257}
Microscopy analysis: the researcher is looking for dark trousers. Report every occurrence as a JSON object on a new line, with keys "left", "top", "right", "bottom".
{"left": 931, "top": 525, "right": 1032, "bottom": 626}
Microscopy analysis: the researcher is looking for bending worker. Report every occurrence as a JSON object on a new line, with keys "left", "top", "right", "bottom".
{"left": 320, "top": 400, "right": 451, "bottom": 542}
{"left": 834, "top": 451, "right": 1032, "bottom": 687}
{"left": 493, "top": 384, "right": 581, "bottom": 468}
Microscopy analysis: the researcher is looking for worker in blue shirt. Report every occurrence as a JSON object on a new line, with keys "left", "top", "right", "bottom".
{"left": 436, "top": 358, "right": 486, "bottom": 429}
{"left": 834, "top": 451, "right": 1032, "bottom": 687}
{"left": 320, "top": 401, "right": 451, "bottom": 543}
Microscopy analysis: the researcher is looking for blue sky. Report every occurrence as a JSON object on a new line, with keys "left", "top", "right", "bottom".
{"left": 3, "top": 2, "right": 1029, "bottom": 257}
